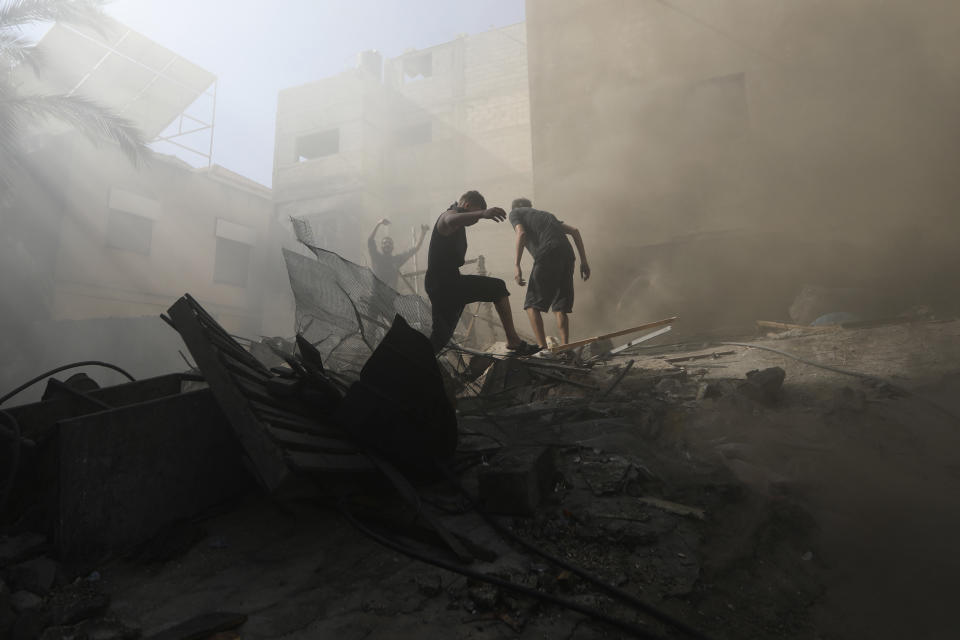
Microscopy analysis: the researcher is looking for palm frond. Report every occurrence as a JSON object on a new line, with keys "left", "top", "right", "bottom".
{"left": 0, "top": 0, "right": 107, "bottom": 32}
{"left": 0, "top": 31, "right": 45, "bottom": 73}
{"left": 0, "top": 92, "right": 152, "bottom": 166}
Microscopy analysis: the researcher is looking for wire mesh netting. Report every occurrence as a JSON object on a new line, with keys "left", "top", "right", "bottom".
{"left": 285, "top": 217, "right": 433, "bottom": 374}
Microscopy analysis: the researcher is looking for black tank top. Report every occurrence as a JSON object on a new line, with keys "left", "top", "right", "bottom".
{"left": 425, "top": 206, "right": 467, "bottom": 293}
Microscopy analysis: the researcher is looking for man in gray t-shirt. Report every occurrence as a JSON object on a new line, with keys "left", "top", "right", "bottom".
{"left": 509, "top": 198, "right": 591, "bottom": 349}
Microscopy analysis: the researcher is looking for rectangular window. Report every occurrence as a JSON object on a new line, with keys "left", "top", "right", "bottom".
{"left": 213, "top": 236, "right": 251, "bottom": 287}
{"left": 296, "top": 129, "right": 339, "bottom": 162}
{"left": 105, "top": 209, "right": 152, "bottom": 255}
{"left": 394, "top": 122, "right": 432, "bottom": 147}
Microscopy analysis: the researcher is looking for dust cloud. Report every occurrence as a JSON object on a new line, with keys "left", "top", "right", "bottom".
{"left": 526, "top": 0, "right": 960, "bottom": 336}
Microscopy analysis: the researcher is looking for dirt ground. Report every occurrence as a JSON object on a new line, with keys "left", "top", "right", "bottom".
{"left": 21, "top": 319, "right": 960, "bottom": 639}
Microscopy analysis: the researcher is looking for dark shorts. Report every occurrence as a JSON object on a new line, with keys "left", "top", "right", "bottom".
{"left": 525, "top": 249, "right": 575, "bottom": 313}
{"left": 427, "top": 274, "right": 509, "bottom": 352}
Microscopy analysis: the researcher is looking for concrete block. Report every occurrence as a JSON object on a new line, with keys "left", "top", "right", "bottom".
{"left": 478, "top": 447, "right": 555, "bottom": 516}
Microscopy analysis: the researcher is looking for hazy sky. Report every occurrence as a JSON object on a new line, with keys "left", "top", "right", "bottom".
{"left": 103, "top": 0, "right": 526, "bottom": 186}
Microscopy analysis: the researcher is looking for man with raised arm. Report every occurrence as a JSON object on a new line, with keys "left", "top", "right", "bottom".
{"left": 368, "top": 218, "right": 429, "bottom": 292}
{"left": 425, "top": 190, "right": 540, "bottom": 355}
{"left": 509, "top": 197, "right": 591, "bottom": 349}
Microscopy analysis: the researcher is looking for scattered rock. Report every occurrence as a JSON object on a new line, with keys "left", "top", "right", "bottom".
{"left": 739, "top": 367, "right": 786, "bottom": 404}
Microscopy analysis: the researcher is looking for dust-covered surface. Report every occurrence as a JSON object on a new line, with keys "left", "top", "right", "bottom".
{"left": 5, "top": 319, "right": 956, "bottom": 639}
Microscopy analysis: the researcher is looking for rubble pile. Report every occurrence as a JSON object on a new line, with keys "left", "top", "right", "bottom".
{"left": 5, "top": 282, "right": 958, "bottom": 638}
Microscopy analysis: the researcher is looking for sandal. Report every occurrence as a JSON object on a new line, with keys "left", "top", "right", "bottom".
{"left": 506, "top": 341, "right": 542, "bottom": 357}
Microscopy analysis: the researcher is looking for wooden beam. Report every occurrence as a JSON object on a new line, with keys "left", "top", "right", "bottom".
{"left": 549, "top": 317, "right": 678, "bottom": 353}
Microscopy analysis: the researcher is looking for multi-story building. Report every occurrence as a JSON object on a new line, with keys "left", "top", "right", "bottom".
{"left": 273, "top": 23, "right": 533, "bottom": 303}
{"left": 1, "top": 133, "right": 277, "bottom": 394}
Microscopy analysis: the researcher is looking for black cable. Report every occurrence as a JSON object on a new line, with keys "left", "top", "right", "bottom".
{"left": 338, "top": 504, "right": 664, "bottom": 639}
{"left": 437, "top": 465, "right": 716, "bottom": 640}
{"left": 0, "top": 410, "right": 22, "bottom": 516}
{"left": 0, "top": 360, "right": 136, "bottom": 407}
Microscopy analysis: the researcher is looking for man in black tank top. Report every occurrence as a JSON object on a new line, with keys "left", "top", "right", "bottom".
{"left": 425, "top": 190, "right": 540, "bottom": 355}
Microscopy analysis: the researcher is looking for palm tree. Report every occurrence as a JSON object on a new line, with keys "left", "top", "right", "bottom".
{"left": 0, "top": 0, "right": 151, "bottom": 191}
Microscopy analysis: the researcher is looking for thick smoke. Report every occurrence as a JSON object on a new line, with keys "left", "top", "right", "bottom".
{"left": 527, "top": 0, "right": 960, "bottom": 335}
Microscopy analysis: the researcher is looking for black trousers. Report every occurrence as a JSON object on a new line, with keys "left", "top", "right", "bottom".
{"left": 427, "top": 274, "right": 509, "bottom": 352}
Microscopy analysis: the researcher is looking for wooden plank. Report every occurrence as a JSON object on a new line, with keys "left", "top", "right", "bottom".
{"left": 168, "top": 297, "right": 289, "bottom": 491}
{"left": 756, "top": 320, "right": 839, "bottom": 333}
{"left": 549, "top": 316, "right": 678, "bottom": 353}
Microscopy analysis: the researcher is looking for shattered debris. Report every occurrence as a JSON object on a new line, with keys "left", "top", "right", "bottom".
{"left": 2, "top": 279, "right": 958, "bottom": 639}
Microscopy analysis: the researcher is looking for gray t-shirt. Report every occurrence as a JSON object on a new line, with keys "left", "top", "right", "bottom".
{"left": 508, "top": 207, "right": 572, "bottom": 260}
{"left": 369, "top": 236, "right": 417, "bottom": 291}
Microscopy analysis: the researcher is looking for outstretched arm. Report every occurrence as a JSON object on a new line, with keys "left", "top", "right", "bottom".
{"left": 368, "top": 218, "right": 389, "bottom": 254}
{"left": 514, "top": 224, "right": 527, "bottom": 285}
{"left": 394, "top": 224, "right": 431, "bottom": 266}
{"left": 561, "top": 222, "right": 590, "bottom": 280}
{"left": 437, "top": 207, "right": 506, "bottom": 236}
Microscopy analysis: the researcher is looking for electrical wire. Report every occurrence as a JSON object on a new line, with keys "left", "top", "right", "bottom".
{"left": 0, "top": 361, "right": 136, "bottom": 407}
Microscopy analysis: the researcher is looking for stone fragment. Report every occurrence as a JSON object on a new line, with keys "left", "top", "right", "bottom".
{"left": 739, "top": 367, "right": 786, "bottom": 404}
